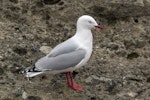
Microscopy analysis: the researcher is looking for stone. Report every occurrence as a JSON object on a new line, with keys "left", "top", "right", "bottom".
{"left": 107, "top": 42, "right": 119, "bottom": 50}
{"left": 146, "top": 76, "right": 150, "bottom": 83}
{"left": 85, "top": 75, "right": 100, "bottom": 85}
{"left": 0, "top": 68, "right": 4, "bottom": 75}
{"left": 91, "top": 0, "right": 150, "bottom": 20}
{"left": 0, "top": 55, "right": 4, "bottom": 61}
{"left": 99, "top": 77, "right": 112, "bottom": 82}
{"left": 127, "top": 52, "right": 139, "bottom": 60}
{"left": 9, "top": 66, "right": 22, "bottom": 74}
{"left": 117, "top": 91, "right": 138, "bottom": 98}
{"left": 39, "top": 46, "right": 52, "bottom": 54}
{"left": 26, "top": 96, "right": 41, "bottom": 100}
{"left": 43, "top": 0, "right": 61, "bottom": 5}
{"left": 126, "top": 74, "right": 143, "bottom": 82}
{"left": 135, "top": 39, "right": 146, "bottom": 48}
{"left": 22, "top": 91, "right": 27, "bottom": 99}
{"left": 127, "top": 91, "right": 138, "bottom": 97}
{"left": 13, "top": 45, "right": 27, "bottom": 56}
{"left": 115, "top": 49, "right": 127, "bottom": 57}
{"left": 9, "top": 0, "right": 18, "bottom": 3}
{"left": 85, "top": 75, "right": 113, "bottom": 85}
{"left": 124, "top": 39, "right": 135, "bottom": 49}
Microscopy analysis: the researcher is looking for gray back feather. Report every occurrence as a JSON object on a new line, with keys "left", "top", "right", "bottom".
{"left": 35, "top": 49, "right": 86, "bottom": 71}
{"left": 48, "top": 39, "right": 78, "bottom": 57}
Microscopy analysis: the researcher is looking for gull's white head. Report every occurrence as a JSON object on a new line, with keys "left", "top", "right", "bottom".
{"left": 77, "top": 15, "right": 103, "bottom": 31}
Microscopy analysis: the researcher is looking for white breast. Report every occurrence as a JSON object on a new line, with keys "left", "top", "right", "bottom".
{"left": 73, "top": 30, "right": 93, "bottom": 70}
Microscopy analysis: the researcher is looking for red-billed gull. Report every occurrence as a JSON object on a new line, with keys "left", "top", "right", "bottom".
{"left": 25, "top": 15, "right": 103, "bottom": 91}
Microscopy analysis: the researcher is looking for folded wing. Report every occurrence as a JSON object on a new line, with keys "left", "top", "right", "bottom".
{"left": 35, "top": 49, "right": 86, "bottom": 71}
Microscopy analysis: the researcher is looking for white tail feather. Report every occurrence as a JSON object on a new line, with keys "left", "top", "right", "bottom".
{"left": 26, "top": 72, "right": 44, "bottom": 77}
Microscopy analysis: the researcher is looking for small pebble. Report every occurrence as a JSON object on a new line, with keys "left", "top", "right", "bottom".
{"left": 127, "top": 91, "right": 138, "bottom": 97}
{"left": 85, "top": 75, "right": 100, "bottom": 85}
{"left": 22, "top": 91, "right": 28, "bottom": 99}
{"left": 39, "top": 46, "right": 52, "bottom": 54}
{"left": 0, "top": 55, "right": 4, "bottom": 61}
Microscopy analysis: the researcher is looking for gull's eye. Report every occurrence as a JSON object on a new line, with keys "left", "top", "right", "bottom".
{"left": 88, "top": 21, "right": 93, "bottom": 24}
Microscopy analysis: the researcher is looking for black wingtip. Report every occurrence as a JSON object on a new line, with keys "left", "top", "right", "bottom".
{"left": 26, "top": 66, "right": 41, "bottom": 72}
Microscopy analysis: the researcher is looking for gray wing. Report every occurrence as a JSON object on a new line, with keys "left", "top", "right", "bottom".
{"left": 48, "top": 38, "right": 79, "bottom": 57}
{"left": 35, "top": 49, "right": 86, "bottom": 71}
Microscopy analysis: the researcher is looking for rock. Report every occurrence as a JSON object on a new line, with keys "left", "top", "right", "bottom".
{"left": 99, "top": 77, "right": 113, "bottom": 83}
{"left": 13, "top": 45, "right": 27, "bottom": 56}
{"left": 26, "top": 96, "right": 41, "bottom": 100}
{"left": 0, "top": 55, "right": 4, "bottom": 61}
{"left": 115, "top": 49, "right": 127, "bottom": 57}
{"left": 85, "top": 75, "right": 100, "bottom": 85}
{"left": 86, "top": 91, "right": 97, "bottom": 100}
{"left": 9, "top": 0, "right": 18, "bottom": 3}
{"left": 22, "top": 91, "right": 28, "bottom": 100}
{"left": 0, "top": 68, "right": 4, "bottom": 75}
{"left": 117, "top": 91, "right": 138, "bottom": 98}
{"left": 146, "top": 76, "right": 150, "bottom": 83}
{"left": 43, "top": 0, "right": 61, "bottom": 5}
{"left": 135, "top": 39, "right": 146, "bottom": 48}
{"left": 39, "top": 46, "right": 52, "bottom": 54}
{"left": 91, "top": 0, "right": 150, "bottom": 20}
{"left": 23, "top": 34, "right": 34, "bottom": 40}
{"left": 105, "top": 80, "right": 116, "bottom": 93}
{"left": 85, "top": 75, "right": 113, "bottom": 85}
{"left": 107, "top": 42, "right": 119, "bottom": 50}
{"left": 127, "top": 91, "right": 138, "bottom": 97}
{"left": 89, "top": 94, "right": 96, "bottom": 100}
{"left": 127, "top": 52, "right": 139, "bottom": 60}
{"left": 124, "top": 39, "right": 135, "bottom": 49}
{"left": 9, "top": 66, "right": 22, "bottom": 74}
{"left": 126, "top": 75, "right": 143, "bottom": 82}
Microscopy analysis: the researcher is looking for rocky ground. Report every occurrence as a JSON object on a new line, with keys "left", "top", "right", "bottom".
{"left": 0, "top": 0, "right": 150, "bottom": 100}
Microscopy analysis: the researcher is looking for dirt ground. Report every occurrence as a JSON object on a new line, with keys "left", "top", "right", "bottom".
{"left": 0, "top": 0, "right": 150, "bottom": 100}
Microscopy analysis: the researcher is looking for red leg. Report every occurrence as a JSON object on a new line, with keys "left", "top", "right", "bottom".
{"left": 65, "top": 72, "right": 73, "bottom": 86}
{"left": 65, "top": 72, "right": 83, "bottom": 91}
{"left": 69, "top": 72, "right": 73, "bottom": 86}
{"left": 65, "top": 72, "right": 70, "bottom": 85}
